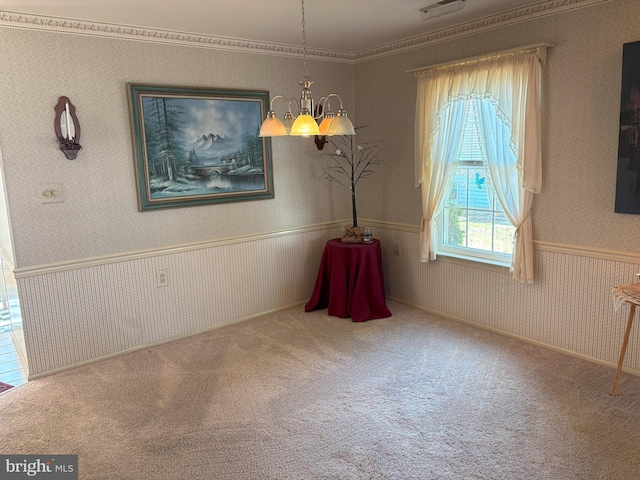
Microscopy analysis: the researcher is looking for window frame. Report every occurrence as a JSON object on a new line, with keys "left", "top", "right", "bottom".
{"left": 435, "top": 100, "right": 515, "bottom": 267}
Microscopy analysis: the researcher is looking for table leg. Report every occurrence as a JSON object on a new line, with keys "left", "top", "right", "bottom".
{"left": 610, "top": 303, "right": 636, "bottom": 396}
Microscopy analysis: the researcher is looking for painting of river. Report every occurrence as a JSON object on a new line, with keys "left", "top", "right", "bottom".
{"left": 128, "top": 84, "right": 273, "bottom": 210}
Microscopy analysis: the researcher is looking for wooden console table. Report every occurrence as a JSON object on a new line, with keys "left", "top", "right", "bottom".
{"left": 610, "top": 283, "right": 640, "bottom": 396}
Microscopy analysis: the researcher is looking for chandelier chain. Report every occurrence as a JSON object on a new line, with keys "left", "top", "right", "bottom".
{"left": 301, "top": 0, "right": 307, "bottom": 78}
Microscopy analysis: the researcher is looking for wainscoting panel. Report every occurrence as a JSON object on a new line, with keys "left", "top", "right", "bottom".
{"left": 15, "top": 222, "right": 640, "bottom": 378}
{"left": 18, "top": 227, "right": 342, "bottom": 377}
{"left": 373, "top": 225, "right": 640, "bottom": 374}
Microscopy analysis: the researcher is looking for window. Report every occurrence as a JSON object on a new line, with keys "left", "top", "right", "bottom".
{"left": 437, "top": 100, "right": 515, "bottom": 265}
{"left": 414, "top": 50, "right": 543, "bottom": 282}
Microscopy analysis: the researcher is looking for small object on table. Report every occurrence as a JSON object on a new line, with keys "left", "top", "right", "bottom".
{"left": 341, "top": 225, "right": 365, "bottom": 243}
{"left": 610, "top": 283, "right": 640, "bottom": 396}
{"left": 362, "top": 227, "right": 373, "bottom": 244}
{"left": 305, "top": 238, "right": 391, "bottom": 322}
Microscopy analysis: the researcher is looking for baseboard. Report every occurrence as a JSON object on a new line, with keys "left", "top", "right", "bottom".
{"left": 388, "top": 296, "right": 640, "bottom": 378}
{"left": 27, "top": 300, "right": 307, "bottom": 381}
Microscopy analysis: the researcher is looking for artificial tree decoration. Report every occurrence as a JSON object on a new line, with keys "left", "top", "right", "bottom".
{"left": 319, "top": 127, "right": 384, "bottom": 228}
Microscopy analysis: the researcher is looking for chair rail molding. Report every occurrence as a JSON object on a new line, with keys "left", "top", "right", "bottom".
{"left": 360, "top": 219, "right": 640, "bottom": 266}
{"left": 13, "top": 220, "right": 349, "bottom": 278}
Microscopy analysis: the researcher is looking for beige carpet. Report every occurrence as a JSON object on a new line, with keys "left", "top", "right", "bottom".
{"left": 1, "top": 301, "right": 639, "bottom": 479}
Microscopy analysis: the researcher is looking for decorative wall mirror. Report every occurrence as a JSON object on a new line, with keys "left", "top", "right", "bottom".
{"left": 54, "top": 96, "right": 82, "bottom": 160}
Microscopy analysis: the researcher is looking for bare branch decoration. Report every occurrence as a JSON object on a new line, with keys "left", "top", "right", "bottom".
{"left": 319, "top": 126, "right": 384, "bottom": 227}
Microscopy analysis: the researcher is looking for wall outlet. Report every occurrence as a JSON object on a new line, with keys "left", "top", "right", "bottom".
{"left": 157, "top": 269, "right": 168, "bottom": 287}
{"left": 41, "top": 183, "right": 65, "bottom": 204}
{"left": 394, "top": 240, "right": 401, "bottom": 256}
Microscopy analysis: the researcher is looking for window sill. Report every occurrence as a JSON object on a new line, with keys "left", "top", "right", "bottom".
{"left": 436, "top": 251, "right": 513, "bottom": 275}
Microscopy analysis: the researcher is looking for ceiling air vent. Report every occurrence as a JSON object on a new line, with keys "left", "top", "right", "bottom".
{"left": 419, "top": 0, "right": 467, "bottom": 20}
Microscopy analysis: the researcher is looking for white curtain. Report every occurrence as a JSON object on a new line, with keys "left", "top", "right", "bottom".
{"left": 417, "top": 100, "right": 467, "bottom": 261}
{"left": 414, "top": 52, "right": 542, "bottom": 283}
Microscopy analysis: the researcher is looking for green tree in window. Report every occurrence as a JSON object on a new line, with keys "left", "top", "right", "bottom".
{"left": 447, "top": 208, "right": 465, "bottom": 246}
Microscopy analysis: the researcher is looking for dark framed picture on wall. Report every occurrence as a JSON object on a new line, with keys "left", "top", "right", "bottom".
{"left": 616, "top": 41, "right": 640, "bottom": 214}
{"left": 127, "top": 84, "right": 274, "bottom": 211}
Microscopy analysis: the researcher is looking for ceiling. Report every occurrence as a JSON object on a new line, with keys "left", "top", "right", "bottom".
{"left": 0, "top": 0, "right": 545, "bottom": 53}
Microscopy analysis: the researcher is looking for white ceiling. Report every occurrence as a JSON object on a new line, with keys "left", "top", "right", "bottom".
{"left": 0, "top": 0, "right": 544, "bottom": 53}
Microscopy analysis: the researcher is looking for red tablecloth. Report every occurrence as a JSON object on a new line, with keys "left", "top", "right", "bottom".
{"left": 305, "top": 238, "right": 392, "bottom": 322}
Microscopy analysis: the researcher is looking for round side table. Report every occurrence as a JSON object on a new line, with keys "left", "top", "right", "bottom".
{"left": 610, "top": 283, "right": 640, "bottom": 396}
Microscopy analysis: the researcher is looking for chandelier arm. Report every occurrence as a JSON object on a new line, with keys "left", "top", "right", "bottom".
{"left": 269, "top": 95, "right": 290, "bottom": 110}
{"left": 324, "top": 93, "right": 345, "bottom": 109}
{"left": 315, "top": 96, "right": 328, "bottom": 120}
{"left": 288, "top": 97, "right": 301, "bottom": 117}
{"left": 268, "top": 95, "right": 302, "bottom": 119}
{"left": 316, "top": 94, "right": 343, "bottom": 120}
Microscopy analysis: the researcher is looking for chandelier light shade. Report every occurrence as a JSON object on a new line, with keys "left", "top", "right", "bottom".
{"left": 282, "top": 111, "right": 295, "bottom": 134}
{"left": 318, "top": 112, "right": 335, "bottom": 136}
{"left": 258, "top": 111, "right": 287, "bottom": 137}
{"left": 290, "top": 113, "right": 321, "bottom": 136}
{"left": 258, "top": 0, "right": 355, "bottom": 140}
{"left": 327, "top": 109, "right": 356, "bottom": 136}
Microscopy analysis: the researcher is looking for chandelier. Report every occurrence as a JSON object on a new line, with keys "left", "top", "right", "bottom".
{"left": 259, "top": 0, "right": 355, "bottom": 138}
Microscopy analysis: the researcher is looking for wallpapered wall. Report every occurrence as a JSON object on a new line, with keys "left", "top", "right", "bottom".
{"left": 0, "top": 29, "right": 355, "bottom": 268}
{"left": 354, "top": 0, "right": 640, "bottom": 254}
{"left": 348, "top": 0, "right": 640, "bottom": 378}
{"left": 4, "top": 0, "right": 640, "bottom": 378}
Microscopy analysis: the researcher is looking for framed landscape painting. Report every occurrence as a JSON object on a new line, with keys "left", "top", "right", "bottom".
{"left": 128, "top": 84, "right": 273, "bottom": 211}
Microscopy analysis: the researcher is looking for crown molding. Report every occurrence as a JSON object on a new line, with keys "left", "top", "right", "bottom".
{"left": 353, "top": 0, "right": 612, "bottom": 61}
{"left": 0, "top": 10, "right": 354, "bottom": 63}
{"left": 0, "top": 0, "right": 611, "bottom": 63}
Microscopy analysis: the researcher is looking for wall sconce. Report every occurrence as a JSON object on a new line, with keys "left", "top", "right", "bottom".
{"left": 54, "top": 96, "right": 81, "bottom": 160}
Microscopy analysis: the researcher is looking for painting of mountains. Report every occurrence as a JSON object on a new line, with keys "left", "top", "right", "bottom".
{"left": 128, "top": 84, "right": 273, "bottom": 210}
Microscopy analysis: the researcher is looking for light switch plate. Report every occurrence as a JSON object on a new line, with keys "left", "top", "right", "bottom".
{"left": 41, "top": 183, "right": 65, "bottom": 204}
